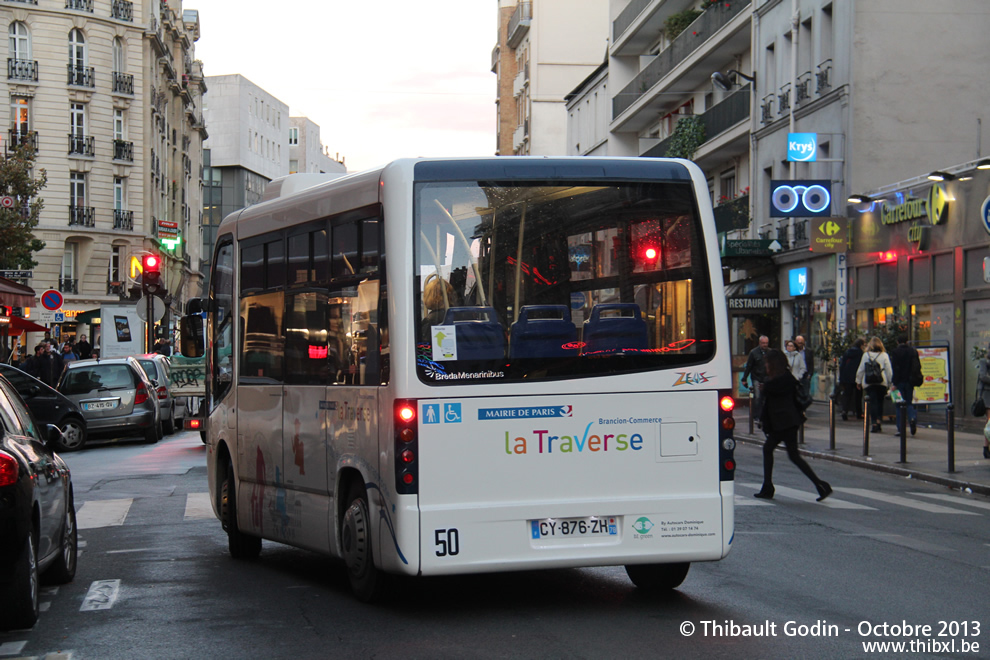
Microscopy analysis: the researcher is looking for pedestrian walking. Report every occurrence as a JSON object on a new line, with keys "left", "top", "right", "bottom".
{"left": 785, "top": 339, "right": 807, "bottom": 381}
{"left": 889, "top": 333, "right": 922, "bottom": 436}
{"left": 856, "top": 336, "right": 893, "bottom": 433}
{"left": 742, "top": 335, "right": 770, "bottom": 427}
{"left": 754, "top": 349, "right": 832, "bottom": 501}
{"left": 76, "top": 335, "right": 92, "bottom": 359}
{"left": 61, "top": 343, "right": 79, "bottom": 366}
{"left": 838, "top": 337, "right": 865, "bottom": 421}
{"left": 976, "top": 345, "right": 990, "bottom": 459}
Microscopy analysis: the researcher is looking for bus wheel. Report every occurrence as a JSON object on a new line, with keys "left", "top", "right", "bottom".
{"left": 221, "top": 460, "right": 261, "bottom": 560}
{"left": 625, "top": 562, "right": 690, "bottom": 590}
{"left": 341, "top": 483, "right": 386, "bottom": 602}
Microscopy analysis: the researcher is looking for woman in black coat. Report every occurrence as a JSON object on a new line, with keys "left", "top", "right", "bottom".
{"left": 838, "top": 337, "right": 865, "bottom": 420}
{"left": 756, "top": 349, "right": 832, "bottom": 501}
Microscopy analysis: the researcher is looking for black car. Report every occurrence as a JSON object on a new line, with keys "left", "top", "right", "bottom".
{"left": 0, "top": 373, "right": 78, "bottom": 630}
{"left": 0, "top": 364, "right": 88, "bottom": 452}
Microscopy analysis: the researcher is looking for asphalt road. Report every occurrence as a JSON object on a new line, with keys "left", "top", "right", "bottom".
{"left": 2, "top": 433, "right": 988, "bottom": 660}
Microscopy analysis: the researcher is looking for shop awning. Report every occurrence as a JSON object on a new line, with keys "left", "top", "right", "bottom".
{"left": 0, "top": 276, "right": 35, "bottom": 308}
{"left": 0, "top": 315, "right": 48, "bottom": 336}
{"left": 74, "top": 309, "right": 101, "bottom": 325}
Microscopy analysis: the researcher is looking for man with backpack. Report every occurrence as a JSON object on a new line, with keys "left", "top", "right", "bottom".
{"left": 742, "top": 335, "right": 770, "bottom": 427}
{"left": 890, "top": 333, "right": 923, "bottom": 435}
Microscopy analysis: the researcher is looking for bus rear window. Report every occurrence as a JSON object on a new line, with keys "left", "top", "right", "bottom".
{"left": 414, "top": 181, "right": 716, "bottom": 384}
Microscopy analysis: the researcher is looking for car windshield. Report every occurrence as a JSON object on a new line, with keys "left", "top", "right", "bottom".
{"left": 137, "top": 360, "right": 156, "bottom": 379}
{"left": 60, "top": 365, "right": 136, "bottom": 395}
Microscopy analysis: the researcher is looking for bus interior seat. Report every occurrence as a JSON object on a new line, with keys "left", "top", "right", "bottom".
{"left": 582, "top": 303, "right": 648, "bottom": 353}
{"left": 441, "top": 306, "right": 505, "bottom": 360}
{"left": 509, "top": 305, "right": 578, "bottom": 358}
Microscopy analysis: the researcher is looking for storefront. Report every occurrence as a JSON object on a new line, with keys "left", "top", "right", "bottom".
{"left": 725, "top": 272, "right": 780, "bottom": 399}
{"left": 847, "top": 161, "right": 990, "bottom": 416}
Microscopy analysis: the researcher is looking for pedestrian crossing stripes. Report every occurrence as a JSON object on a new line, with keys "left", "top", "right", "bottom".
{"left": 76, "top": 494, "right": 215, "bottom": 530}
{"left": 738, "top": 483, "right": 988, "bottom": 515}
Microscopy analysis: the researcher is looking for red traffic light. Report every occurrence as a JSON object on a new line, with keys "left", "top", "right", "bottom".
{"left": 143, "top": 254, "right": 161, "bottom": 272}
{"left": 142, "top": 253, "right": 162, "bottom": 293}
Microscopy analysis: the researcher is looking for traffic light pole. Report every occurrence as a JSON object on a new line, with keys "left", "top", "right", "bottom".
{"left": 147, "top": 291, "right": 154, "bottom": 353}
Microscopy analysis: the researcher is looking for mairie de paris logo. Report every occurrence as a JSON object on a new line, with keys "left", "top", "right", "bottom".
{"left": 928, "top": 183, "right": 949, "bottom": 225}
{"left": 632, "top": 517, "right": 654, "bottom": 534}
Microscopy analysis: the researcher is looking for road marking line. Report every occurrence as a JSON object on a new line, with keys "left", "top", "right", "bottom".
{"left": 184, "top": 492, "right": 214, "bottom": 519}
{"left": 80, "top": 579, "right": 121, "bottom": 612}
{"left": 0, "top": 641, "right": 28, "bottom": 655}
{"left": 911, "top": 492, "right": 990, "bottom": 512}
{"left": 740, "top": 483, "right": 875, "bottom": 509}
{"left": 106, "top": 548, "right": 153, "bottom": 554}
{"left": 849, "top": 532, "right": 958, "bottom": 554}
{"left": 834, "top": 488, "right": 978, "bottom": 515}
{"left": 76, "top": 499, "right": 133, "bottom": 529}
{"left": 734, "top": 495, "right": 772, "bottom": 506}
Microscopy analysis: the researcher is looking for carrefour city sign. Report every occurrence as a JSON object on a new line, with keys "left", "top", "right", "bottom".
{"left": 879, "top": 184, "right": 949, "bottom": 226}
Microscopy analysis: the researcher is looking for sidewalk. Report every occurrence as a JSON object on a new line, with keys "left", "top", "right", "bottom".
{"left": 735, "top": 401, "right": 990, "bottom": 496}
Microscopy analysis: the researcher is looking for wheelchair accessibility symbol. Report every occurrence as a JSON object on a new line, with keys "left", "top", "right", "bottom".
{"left": 444, "top": 403, "right": 462, "bottom": 423}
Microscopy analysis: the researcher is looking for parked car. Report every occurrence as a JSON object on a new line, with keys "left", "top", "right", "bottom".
{"left": 0, "top": 364, "right": 88, "bottom": 452}
{"left": 135, "top": 354, "right": 183, "bottom": 435}
{"left": 56, "top": 357, "right": 161, "bottom": 444}
{"left": 0, "top": 372, "right": 77, "bottom": 630}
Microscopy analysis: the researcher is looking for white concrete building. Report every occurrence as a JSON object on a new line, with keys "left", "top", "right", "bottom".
{"left": 493, "top": 0, "right": 609, "bottom": 156}
{"left": 288, "top": 116, "right": 345, "bottom": 175}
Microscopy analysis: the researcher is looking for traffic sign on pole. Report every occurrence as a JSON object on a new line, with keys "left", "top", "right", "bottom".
{"left": 40, "top": 289, "right": 63, "bottom": 311}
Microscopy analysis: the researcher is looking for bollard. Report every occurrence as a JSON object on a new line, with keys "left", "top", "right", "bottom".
{"left": 829, "top": 393, "right": 836, "bottom": 451}
{"left": 897, "top": 400, "right": 907, "bottom": 463}
{"left": 749, "top": 388, "right": 754, "bottom": 435}
{"left": 947, "top": 403, "right": 956, "bottom": 473}
{"left": 863, "top": 398, "right": 870, "bottom": 456}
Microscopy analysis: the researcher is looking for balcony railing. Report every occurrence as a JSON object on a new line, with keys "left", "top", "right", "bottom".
{"left": 68, "top": 134, "right": 95, "bottom": 157}
{"left": 58, "top": 278, "right": 79, "bottom": 294}
{"left": 68, "top": 206, "right": 95, "bottom": 227}
{"left": 65, "top": 0, "right": 92, "bottom": 11}
{"left": 107, "top": 281, "right": 125, "bottom": 296}
{"left": 113, "top": 139, "right": 134, "bottom": 162}
{"left": 796, "top": 71, "right": 812, "bottom": 104}
{"left": 760, "top": 94, "right": 775, "bottom": 124}
{"left": 67, "top": 64, "right": 95, "bottom": 87}
{"left": 112, "top": 71, "right": 134, "bottom": 94}
{"left": 111, "top": 0, "right": 132, "bottom": 21}
{"left": 4, "top": 0, "right": 39, "bottom": 4}
{"left": 507, "top": 2, "right": 531, "bottom": 49}
{"left": 113, "top": 209, "right": 134, "bottom": 230}
{"left": 777, "top": 84, "right": 791, "bottom": 116}
{"left": 712, "top": 194, "right": 750, "bottom": 234}
{"left": 642, "top": 85, "right": 751, "bottom": 158}
{"left": 613, "top": 1, "right": 749, "bottom": 119}
{"left": 612, "top": 0, "right": 651, "bottom": 44}
{"left": 816, "top": 58, "right": 832, "bottom": 95}
{"left": 8, "top": 129, "right": 38, "bottom": 152}
{"left": 7, "top": 58, "right": 38, "bottom": 81}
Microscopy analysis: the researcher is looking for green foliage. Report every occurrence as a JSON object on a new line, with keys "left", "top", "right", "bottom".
{"left": 664, "top": 115, "right": 706, "bottom": 160}
{"left": 0, "top": 145, "right": 46, "bottom": 269}
{"left": 663, "top": 9, "right": 703, "bottom": 40}
{"left": 814, "top": 324, "right": 857, "bottom": 372}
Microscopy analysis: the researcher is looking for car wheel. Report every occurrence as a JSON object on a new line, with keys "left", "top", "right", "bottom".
{"left": 42, "top": 489, "right": 77, "bottom": 585}
{"left": 144, "top": 424, "right": 159, "bottom": 444}
{"left": 163, "top": 406, "right": 176, "bottom": 435}
{"left": 221, "top": 459, "right": 261, "bottom": 559}
{"left": 0, "top": 531, "right": 39, "bottom": 631}
{"left": 625, "top": 562, "right": 690, "bottom": 590}
{"left": 53, "top": 417, "right": 87, "bottom": 452}
{"left": 341, "top": 482, "right": 387, "bottom": 602}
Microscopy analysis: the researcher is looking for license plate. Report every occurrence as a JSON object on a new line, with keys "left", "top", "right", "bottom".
{"left": 530, "top": 516, "right": 618, "bottom": 539}
{"left": 83, "top": 400, "right": 118, "bottom": 411}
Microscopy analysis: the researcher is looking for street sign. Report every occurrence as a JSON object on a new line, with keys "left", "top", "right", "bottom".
{"left": 0, "top": 196, "right": 14, "bottom": 208}
{"left": 54, "top": 312, "right": 65, "bottom": 323}
{"left": 0, "top": 270, "right": 32, "bottom": 279}
{"left": 136, "top": 295, "right": 166, "bottom": 322}
{"left": 40, "top": 289, "right": 63, "bottom": 311}
{"left": 810, "top": 217, "right": 849, "bottom": 253}
{"left": 37, "top": 310, "right": 56, "bottom": 323}
{"left": 721, "top": 239, "right": 774, "bottom": 258}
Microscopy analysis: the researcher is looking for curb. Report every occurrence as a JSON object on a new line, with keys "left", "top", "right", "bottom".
{"left": 736, "top": 434, "right": 990, "bottom": 497}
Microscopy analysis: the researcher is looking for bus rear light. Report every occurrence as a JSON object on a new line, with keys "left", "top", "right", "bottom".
{"left": 724, "top": 460, "right": 735, "bottom": 471}
{"left": 722, "top": 417, "right": 735, "bottom": 430}
{"left": 719, "top": 396, "right": 734, "bottom": 412}
{"left": 186, "top": 418, "right": 202, "bottom": 430}
{"left": 394, "top": 399, "right": 418, "bottom": 495}
{"left": 0, "top": 451, "right": 18, "bottom": 487}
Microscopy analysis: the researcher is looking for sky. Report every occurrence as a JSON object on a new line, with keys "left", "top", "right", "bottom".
{"left": 187, "top": 0, "right": 497, "bottom": 173}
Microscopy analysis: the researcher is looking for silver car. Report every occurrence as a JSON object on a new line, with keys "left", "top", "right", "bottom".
{"left": 56, "top": 357, "right": 161, "bottom": 444}
{"left": 135, "top": 354, "right": 183, "bottom": 435}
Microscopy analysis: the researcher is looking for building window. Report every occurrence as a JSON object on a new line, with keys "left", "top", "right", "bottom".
{"left": 68, "top": 28, "right": 86, "bottom": 68}
{"left": 70, "top": 102, "right": 85, "bottom": 137}
{"left": 289, "top": 127, "right": 298, "bottom": 145}
{"left": 110, "top": 245, "right": 121, "bottom": 283}
{"left": 112, "top": 37, "right": 124, "bottom": 73}
{"left": 10, "top": 97, "right": 30, "bottom": 136}
{"left": 114, "top": 108, "right": 125, "bottom": 140}
{"left": 289, "top": 159, "right": 298, "bottom": 174}
{"left": 70, "top": 172, "right": 86, "bottom": 206}
{"left": 933, "top": 252, "right": 954, "bottom": 292}
{"left": 114, "top": 176, "right": 125, "bottom": 210}
{"left": 62, "top": 243, "right": 77, "bottom": 286}
{"left": 9, "top": 21, "right": 30, "bottom": 61}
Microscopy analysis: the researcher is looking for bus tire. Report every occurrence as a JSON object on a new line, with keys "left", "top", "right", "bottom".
{"left": 625, "top": 562, "right": 690, "bottom": 590}
{"left": 341, "top": 483, "right": 386, "bottom": 602}
{"left": 221, "top": 460, "right": 261, "bottom": 560}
